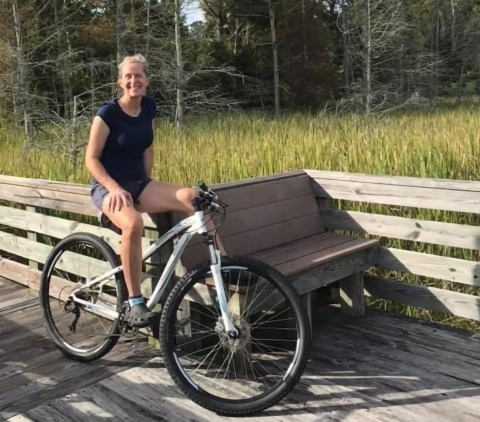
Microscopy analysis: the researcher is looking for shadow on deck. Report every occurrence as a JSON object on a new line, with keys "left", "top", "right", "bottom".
{"left": 1, "top": 278, "right": 480, "bottom": 422}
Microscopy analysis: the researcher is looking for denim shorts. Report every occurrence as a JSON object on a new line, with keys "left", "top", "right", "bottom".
{"left": 90, "top": 178, "right": 152, "bottom": 211}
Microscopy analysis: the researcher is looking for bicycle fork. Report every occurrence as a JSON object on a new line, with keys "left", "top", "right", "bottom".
{"left": 208, "top": 247, "right": 239, "bottom": 337}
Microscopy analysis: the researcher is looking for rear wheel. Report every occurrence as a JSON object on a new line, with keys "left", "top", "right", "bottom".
{"left": 159, "top": 255, "right": 311, "bottom": 416}
{"left": 39, "top": 232, "right": 128, "bottom": 362}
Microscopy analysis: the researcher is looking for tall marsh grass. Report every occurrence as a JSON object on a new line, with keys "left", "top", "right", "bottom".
{"left": 2, "top": 106, "right": 480, "bottom": 330}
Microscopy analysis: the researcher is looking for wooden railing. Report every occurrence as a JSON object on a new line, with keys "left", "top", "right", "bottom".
{"left": 2, "top": 170, "right": 480, "bottom": 328}
{"left": 306, "top": 169, "right": 480, "bottom": 323}
{"left": 0, "top": 175, "right": 175, "bottom": 335}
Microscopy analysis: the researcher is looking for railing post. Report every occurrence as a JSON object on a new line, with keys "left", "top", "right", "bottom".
{"left": 25, "top": 205, "right": 38, "bottom": 271}
{"left": 143, "top": 212, "right": 174, "bottom": 348}
{"left": 315, "top": 196, "right": 340, "bottom": 304}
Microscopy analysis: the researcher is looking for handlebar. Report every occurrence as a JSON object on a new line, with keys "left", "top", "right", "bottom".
{"left": 195, "top": 180, "right": 227, "bottom": 212}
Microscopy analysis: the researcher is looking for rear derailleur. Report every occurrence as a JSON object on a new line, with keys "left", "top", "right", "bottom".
{"left": 64, "top": 298, "right": 81, "bottom": 333}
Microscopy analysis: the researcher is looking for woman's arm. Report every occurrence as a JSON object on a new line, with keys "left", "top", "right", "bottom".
{"left": 85, "top": 116, "right": 132, "bottom": 212}
{"left": 85, "top": 117, "right": 119, "bottom": 191}
{"left": 143, "top": 121, "right": 154, "bottom": 178}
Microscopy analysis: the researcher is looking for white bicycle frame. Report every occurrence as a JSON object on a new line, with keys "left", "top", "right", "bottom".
{"left": 68, "top": 208, "right": 238, "bottom": 334}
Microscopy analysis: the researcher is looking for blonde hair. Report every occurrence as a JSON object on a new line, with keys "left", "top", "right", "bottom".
{"left": 118, "top": 54, "right": 148, "bottom": 78}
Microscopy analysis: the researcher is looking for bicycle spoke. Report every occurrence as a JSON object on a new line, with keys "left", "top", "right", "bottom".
{"left": 162, "top": 257, "right": 307, "bottom": 409}
{"left": 250, "top": 306, "right": 294, "bottom": 328}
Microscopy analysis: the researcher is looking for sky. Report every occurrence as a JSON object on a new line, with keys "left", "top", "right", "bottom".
{"left": 182, "top": 1, "right": 206, "bottom": 25}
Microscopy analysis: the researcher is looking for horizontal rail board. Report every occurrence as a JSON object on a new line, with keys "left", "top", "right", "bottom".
{"left": 0, "top": 175, "right": 92, "bottom": 195}
{"left": 321, "top": 209, "right": 480, "bottom": 250}
{"left": 0, "top": 183, "right": 162, "bottom": 229}
{"left": 305, "top": 169, "right": 480, "bottom": 193}
{"left": 365, "top": 276, "right": 480, "bottom": 321}
{"left": 0, "top": 233, "right": 153, "bottom": 282}
{"left": 376, "top": 247, "right": 480, "bottom": 287}
{"left": 0, "top": 171, "right": 306, "bottom": 196}
{"left": 0, "top": 233, "right": 112, "bottom": 278}
{"left": 309, "top": 178, "right": 480, "bottom": 214}
{"left": 0, "top": 258, "right": 143, "bottom": 333}
{"left": 0, "top": 257, "right": 234, "bottom": 324}
{"left": 0, "top": 205, "right": 151, "bottom": 253}
{"left": 0, "top": 256, "right": 73, "bottom": 294}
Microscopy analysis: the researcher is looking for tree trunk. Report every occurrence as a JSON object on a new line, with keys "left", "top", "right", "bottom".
{"left": 301, "top": 0, "right": 309, "bottom": 70}
{"left": 116, "top": 0, "right": 125, "bottom": 64}
{"left": 269, "top": 0, "right": 280, "bottom": 117}
{"left": 433, "top": 0, "right": 440, "bottom": 98}
{"left": 233, "top": 18, "right": 240, "bottom": 56}
{"left": 130, "top": 0, "right": 136, "bottom": 51}
{"left": 70, "top": 96, "right": 79, "bottom": 173}
{"left": 175, "top": 0, "right": 185, "bottom": 131}
{"left": 53, "top": 0, "right": 73, "bottom": 120}
{"left": 450, "top": 0, "right": 456, "bottom": 52}
{"left": 12, "top": 0, "right": 32, "bottom": 145}
{"left": 342, "top": 3, "right": 351, "bottom": 99}
{"left": 146, "top": 0, "right": 151, "bottom": 57}
{"left": 90, "top": 61, "right": 95, "bottom": 115}
{"left": 399, "top": 44, "right": 405, "bottom": 103}
{"left": 365, "top": 0, "right": 372, "bottom": 114}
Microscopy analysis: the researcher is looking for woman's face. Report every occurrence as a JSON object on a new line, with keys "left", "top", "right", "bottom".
{"left": 118, "top": 62, "right": 149, "bottom": 98}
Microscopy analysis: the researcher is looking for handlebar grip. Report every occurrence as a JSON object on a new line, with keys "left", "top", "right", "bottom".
{"left": 197, "top": 180, "right": 209, "bottom": 192}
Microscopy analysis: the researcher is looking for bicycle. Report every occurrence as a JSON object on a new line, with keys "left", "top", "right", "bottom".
{"left": 39, "top": 181, "right": 311, "bottom": 416}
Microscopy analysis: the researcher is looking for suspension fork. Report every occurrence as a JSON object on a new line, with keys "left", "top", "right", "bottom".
{"left": 192, "top": 195, "right": 238, "bottom": 336}
{"left": 207, "top": 244, "right": 238, "bottom": 336}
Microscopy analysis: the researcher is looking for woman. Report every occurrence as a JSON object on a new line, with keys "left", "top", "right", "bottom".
{"left": 85, "top": 54, "right": 218, "bottom": 328}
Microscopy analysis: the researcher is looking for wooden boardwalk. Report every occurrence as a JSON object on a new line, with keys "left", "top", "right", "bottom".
{"left": 2, "top": 278, "right": 480, "bottom": 422}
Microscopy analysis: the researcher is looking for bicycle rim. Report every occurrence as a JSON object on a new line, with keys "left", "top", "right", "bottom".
{"left": 160, "top": 255, "right": 310, "bottom": 415}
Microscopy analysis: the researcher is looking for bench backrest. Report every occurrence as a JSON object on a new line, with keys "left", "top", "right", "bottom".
{"left": 173, "top": 172, "right": 326, "bottom": 272}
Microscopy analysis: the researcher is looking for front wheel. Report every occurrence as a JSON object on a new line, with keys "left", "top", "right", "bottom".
{"left": 159, "top": 255, "right": 311, "bottom": 416}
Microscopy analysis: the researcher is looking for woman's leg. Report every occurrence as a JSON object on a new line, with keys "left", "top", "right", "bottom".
{"left": 136, "top": 180, "right": 226, "bottom": 254}
{"left": 101, "top": 197, "right": 144, "bottom": 298}
{"left": 100, "top": 194, "right": 155, "bottom": 327}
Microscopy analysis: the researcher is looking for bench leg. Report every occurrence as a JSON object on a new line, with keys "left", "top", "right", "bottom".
{"left": 301, "top": 291, "right": 313, "bottom": 337}
{"left": 339, "top": 271, "right": 365, "bottom": 317}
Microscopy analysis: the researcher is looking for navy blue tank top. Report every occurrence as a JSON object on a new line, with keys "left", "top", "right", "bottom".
{"left": 91, "top": 95, "right": 156, "bottom": 187}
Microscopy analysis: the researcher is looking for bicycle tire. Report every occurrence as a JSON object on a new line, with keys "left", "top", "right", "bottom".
{"left": 39, "top": 232, "right": 128, "bottom": 362}
{"left": 159, "top": 255, "right": 311, "bottom": 416}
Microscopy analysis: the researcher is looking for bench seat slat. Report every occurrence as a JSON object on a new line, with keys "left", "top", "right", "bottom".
{"left": 253, "top": 232, "right": 339, "bottom": 261}
{"left": 275, "top": 237, "right": 378, "bottom": 277}
{"left": 255, "top": 233, "right": 360, "bottom": 267}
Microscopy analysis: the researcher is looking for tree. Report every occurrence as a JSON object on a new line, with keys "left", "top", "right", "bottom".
{"left": 12, "top": 0, "right": 33, "bottom": 144}
{"left": 175, "top": 0, "right": 185, "bottom": 131}
{"left": 343, "top": 0, "right": 409, "bottom": 113}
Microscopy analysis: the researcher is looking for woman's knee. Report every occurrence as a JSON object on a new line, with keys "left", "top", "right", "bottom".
{"left": 176, "top": 187, "right": 198, "bottom": 212}
{"left": 120, "top": 213, "right": 144, "bottom": 237}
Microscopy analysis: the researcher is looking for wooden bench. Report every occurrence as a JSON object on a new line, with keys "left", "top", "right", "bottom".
{"left": 172, "top": 171, "right": 379, "bottom": 324}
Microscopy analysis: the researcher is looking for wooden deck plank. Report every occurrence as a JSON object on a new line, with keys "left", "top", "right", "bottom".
{"left": 0, "top": 279, "right": 157, "bottom": 420}
{"left": 308, "top": 313, "right": 480, "bottom": 421}
{"left": 3, "top": 277, "right": 480, "bottom": 421}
